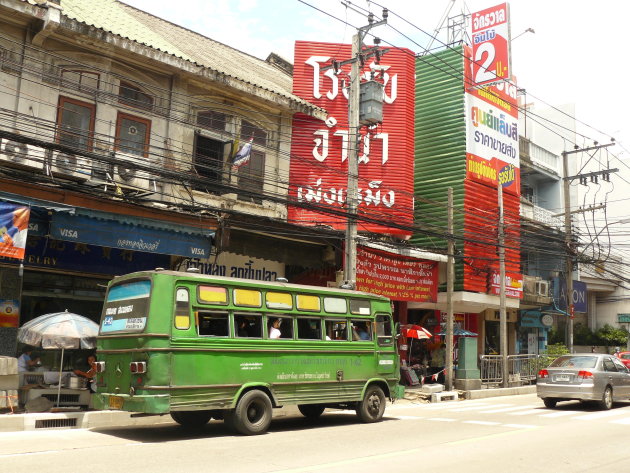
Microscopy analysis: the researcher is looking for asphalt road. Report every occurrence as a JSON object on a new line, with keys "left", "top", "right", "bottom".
{"left": 2, "top": 393, "right": 630, "bottom": 473}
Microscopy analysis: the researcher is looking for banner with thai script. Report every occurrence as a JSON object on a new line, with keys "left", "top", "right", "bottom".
{"left": 355, "top": 245, "right": 438, "bottom": 302}
{"left": 0, "top": 202, "right": 29, "bottom": 260}
{"left": 489, "top": 271, "right": 523, "bottom": 299}
{"left": 471, "top": 2, "right": 511, "bottom": 87}
{"left": 289, "top": 41, "right": 415, "bottom": 236}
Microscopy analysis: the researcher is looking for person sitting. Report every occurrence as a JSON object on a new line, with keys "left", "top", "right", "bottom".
{"left": 74, "top": 354, "right": 97, "bottom": 393}
{"left": 269, "top": 318, "right": 282, "bottom": 339}
{"left": 17, "top": 347, "right": 40, "bottom": 372}
{"left": 357, "top": 323, "right": 371, "bottom": 340}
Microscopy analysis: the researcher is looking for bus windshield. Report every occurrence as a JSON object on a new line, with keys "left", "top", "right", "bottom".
{"left": 100, "top": 279, "right": 151, "bottom": 334}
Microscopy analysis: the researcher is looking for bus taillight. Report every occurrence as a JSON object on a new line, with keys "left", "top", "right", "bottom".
{"left": 95, "top": 361, "right": 106, "bottom": 373}
{"left": 130, "top": 361, "right": 147, "bottom": 374}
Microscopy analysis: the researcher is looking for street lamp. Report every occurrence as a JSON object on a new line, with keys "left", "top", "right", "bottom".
{"left": 512, "top": 28, "right": 535, "bottom": 41}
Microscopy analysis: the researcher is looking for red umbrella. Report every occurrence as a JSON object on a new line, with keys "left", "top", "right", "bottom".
{"left": 402, "top": 324, "right": 432, "bottom": 339}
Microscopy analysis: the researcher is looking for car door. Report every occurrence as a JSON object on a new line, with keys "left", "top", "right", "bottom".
{"left": 603, "top": 356, "right": 625, "bottom": 400}
{"left": 611, "top": 357, "right": 630, "bottom": 398}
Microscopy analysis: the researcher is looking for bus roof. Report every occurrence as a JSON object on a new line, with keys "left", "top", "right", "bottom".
{"left": 109, "top": 269, "right": 391, "bottom": 301}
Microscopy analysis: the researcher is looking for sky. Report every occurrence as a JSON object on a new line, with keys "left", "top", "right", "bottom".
{"left": 121, "top": 0, "right": 630, "bottom": 250}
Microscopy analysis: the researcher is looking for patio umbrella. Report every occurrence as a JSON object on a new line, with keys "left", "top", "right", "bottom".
{"left": 437, "top": 327, "right": 478, "bottom": 337}
{"left": 401, "top": 325, "right": 432, "bottom": 364}
{"left": 17, "top": 310, "right": 99, "bottom": 407}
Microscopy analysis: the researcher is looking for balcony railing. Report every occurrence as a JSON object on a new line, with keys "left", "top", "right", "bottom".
{"left": 520, "top": 136, "right": 560, "bottom": 174}
{"left": 520, "top": 201, "right": 563, "bottom": 230}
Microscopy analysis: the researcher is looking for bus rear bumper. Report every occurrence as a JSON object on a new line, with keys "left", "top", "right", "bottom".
{"left": 94, "top": 393, "right": 170, "bottom": 414}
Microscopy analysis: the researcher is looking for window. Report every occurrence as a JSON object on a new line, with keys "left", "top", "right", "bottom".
{"left": 237, "top": 120, "right": 267, "bottom": 202}
{"left": 119, "top": 81, "right": 153, "bottom": 110}
{"left": 197, "top": 285, "right": 228, "bottom": 305}
{"left": 197, "top": 110, "right": 227, "bottom": 132}
{"left": 61, "top": 70, "right": 99, "bottom": 93}
{"left": 266, "top": 292, "right": 292, "bottom": 310}
{"left": 268, "top": 315, "right": 293, "bottom": 339}
{"left": 375, "top": 314, "right": 393, "bottom": 346}
{"left": 193, "top": 134, "right": 229, "bottom": 193}
{"left": 235, "top": 314, "right": 262, "bottom": 338}
{"left": 324, "top": 297, "right": 347, "bottom": 314}
{"left": 56, "top": 96, "right": 95, "bottom": 151}
{"left": 296, "top": 294, "right": 320, "bottom": 312}
{"left": 350, "top": 299, "right": 371, "bottom": 315}
{"left": 351, "top": 320, "right": 372, "bottom": 341}
{"left": 325, "top": 320, "right": 347, "bottom": 341}
{"left": 174, "top": 287, "right": 190, "bottom": 330}
{"left": 115, "top": 112, "right": 151, "bottom": 157}
{"left": 603, "top": 358, "right": 618, "bottom": 372}
{"left": 198, "top": 311, "right": 229, "bottom": 337}
{"left": 233, "top": 289, "right": 262, "bottom": 307}
{"left": 297, "top": 318, "right": 322, "bottom": 340}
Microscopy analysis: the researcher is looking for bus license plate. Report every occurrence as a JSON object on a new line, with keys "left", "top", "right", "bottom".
{"left": 109, "top": 396, "right": 124, "bottom": 409}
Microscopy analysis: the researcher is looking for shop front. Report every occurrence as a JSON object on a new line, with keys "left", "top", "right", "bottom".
{"left": 517, "top": 310, "right": 553, "bottom": 355}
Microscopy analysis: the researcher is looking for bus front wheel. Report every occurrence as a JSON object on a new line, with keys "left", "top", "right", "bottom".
{"left": 228, "top": 390, "right": 273, "bottom": 435}
{"left": 356, "top": 385, "right": 386, "bottom": 423}
{"left": 170, "top": 410, "right": 212, "bottom": 428}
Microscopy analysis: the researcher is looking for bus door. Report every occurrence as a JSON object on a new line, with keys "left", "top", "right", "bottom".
{"left": 375, "top": 314, "right": 396, "bottom": 375}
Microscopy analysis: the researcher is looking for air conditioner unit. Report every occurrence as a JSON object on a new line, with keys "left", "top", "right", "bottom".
{"left": 113, "top": 151, "right": 162, "bottom": 196}
{"left": 86, "top": 157, "right": 112, "bottom": 187}
{"left": 50, "top": 150, "right": 90, "bottom": 181}
{"left": 535, "top": 280, "right": 549, "bottom": 297}
{"left": 0, "top": 138, "right": 45, "bottom": 171}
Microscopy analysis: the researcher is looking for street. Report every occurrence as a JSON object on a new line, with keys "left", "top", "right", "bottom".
{"left": 1, "top": 393, "right": 630, "bottom": 472}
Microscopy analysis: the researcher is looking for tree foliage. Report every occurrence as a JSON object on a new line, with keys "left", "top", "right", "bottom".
{"left": 595, "top": 324, "right": 628, "bottom": 347}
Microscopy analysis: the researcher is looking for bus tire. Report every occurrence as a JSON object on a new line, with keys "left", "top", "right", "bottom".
{"left": 356, "top": 385, "right": 386, "bottom": 423}
{"left": 298, "top": 404, "right": 325, "bottom": 419}
{"left": 170, "top": 410, "right": 212, "bottom": 428}
{"left": 232, "top": 390, "right": 272, "bottom": 435}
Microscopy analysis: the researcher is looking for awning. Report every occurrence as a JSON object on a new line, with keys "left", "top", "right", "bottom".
{"left": 50, "top": 211, "right": 213, "bottom": 259}
{"left": 0, "top": 191, "right": 75, "bottom": 213}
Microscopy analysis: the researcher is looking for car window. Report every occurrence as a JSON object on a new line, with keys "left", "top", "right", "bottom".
{"left": 603, "top": 358, "right": 618, "bottom": 372}
{"left": 621, "top": 353, "right": 630, "bottom": 360}
{"left": 549, "top": 356, "right": 597, "bottom": 369}
{"left": 612, "top": 357, "right": 628, "bottom": 372}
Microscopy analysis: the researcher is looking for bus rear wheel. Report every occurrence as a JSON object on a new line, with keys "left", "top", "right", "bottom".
{"left": 298, "top": 404, "right": 325, "bottom": 419}
{"left": 228, "top": 390, "right": 272, "bottom": 435}
{"left": 170, "top": 410, "right": 212, "bottom": 428}
{"left": 356, "top": 385, "right": 386, "bottom": 423}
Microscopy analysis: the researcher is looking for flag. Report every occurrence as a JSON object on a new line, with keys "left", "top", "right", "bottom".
{"left": 232, "top": 138, "right": 253, "bottom": 168}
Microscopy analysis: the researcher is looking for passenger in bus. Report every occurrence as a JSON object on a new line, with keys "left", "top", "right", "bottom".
{"left": 269, "top": 318, "right": 282, "bottom": 339}
{"left": 357, "top": 323, "right": 371, "bottom": 340}
{"left": 237, "top": 319, "right": 249, "bottom": 337}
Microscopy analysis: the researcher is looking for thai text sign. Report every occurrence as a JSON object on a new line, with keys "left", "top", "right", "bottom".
{"left": 356, "top": 246, "right": 438, "bottom": 302}
{"left": 0, "top": 202, "right": 29, "bottom": 260}
{"left": 471, "top": 2, "right": 511, "bottom": 87}
{"left": 289, "top": 41, "right": 415, "bottom": 236}
{"left": 489, "top": 271, "right": 523, "bottom": 299}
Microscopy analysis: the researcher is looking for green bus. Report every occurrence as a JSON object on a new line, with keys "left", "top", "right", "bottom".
{"left": 93, "top": 269, "right": 403, "bottom": 435}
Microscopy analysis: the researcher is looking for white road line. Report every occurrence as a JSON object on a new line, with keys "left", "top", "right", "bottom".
{"left": 420, "top": 401, "right": 491, "bottom": 411}
{"left": 508, "top": 409, "right": 546, "bottom": 416}
{"left": 503, "top": 423, "right": 537, "bottom": 429}
{"left": 479, "top": 405, "right": 537, "bottom": 414}
{"left": 573, "top": 410, "right": 629, "bottom": 420}
{"left": 392, "top": 415, "right": 425, "bottom": 420}
{"left": 539, "top": 410, "right": 582, "bottom": 418}
{"left": 463, "top": 420, "right": 501, "bottom": 426}
{"left": 451, "top": 404, "right": 511, "bottom": 412}
{"left": 427, "top": 417, "right": 457, "bottom": 422}
{"left": 610, "top": 417, "right": 630, "bottom": 425}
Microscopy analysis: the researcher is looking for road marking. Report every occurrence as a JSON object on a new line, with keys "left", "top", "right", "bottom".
{"left": 508, "top": 409, "right": 546, "bottom": 416}
{"left": 420, "top": 400, "right": 491, "bottom": 410}
{"left": 463, "top": 420, "right": 501, "bottom": 426}
{"left": 610, "top": 417, "right": 630, "bottom": 425}
{"left": 479, "top": 405, "right": 537, "bottom": 414}
{"left": 427, "top": 417, "right": 457, "bottom": 422}
{"left": 503, "top": 423, "right": 538, "bottom": 429}
{"left": 539, "top": 410, "right": 582, "bottom": 418}
{"left": 573, "top": 410, "right": 629, "bottom": 420}
{"left": 451, "top": 404, "right": 510, "bottom": 412}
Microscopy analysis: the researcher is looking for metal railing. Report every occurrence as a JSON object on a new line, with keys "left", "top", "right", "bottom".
{"left": 480, "top": 354, "right": 562, "bottom": 387}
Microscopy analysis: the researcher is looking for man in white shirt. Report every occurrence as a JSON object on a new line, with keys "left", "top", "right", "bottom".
{"left": 17, "top": 348, "right": 39, "bottom": 372}
{"left": 269, "top": 318, "right": 282, "bottom": 339}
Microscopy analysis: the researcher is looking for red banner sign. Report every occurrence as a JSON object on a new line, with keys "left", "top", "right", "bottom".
{"left": 355, "top": 246, "right": 438, "bottom": 302}
{"left": 288, "top": 41, "right": 415, "bottom": 236}
{"left": 471, "top": 2, "right": 511, "bottom": 87}
{"left": 489, "top": 271, "right": 523, "bottom": 299}
{"left": 0, "top": 203, "right": 29, "bottom": 260}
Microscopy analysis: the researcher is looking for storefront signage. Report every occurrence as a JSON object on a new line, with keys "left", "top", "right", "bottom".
{"left": 289, "top": 41, "right": 415, "bottom": 236}
{"left": 553, "top": 278, "right": 587, "bottom": 313}
{"left": 184, "top": 252, "right": 284, "bottom": 281}
{"left": 471, "top": 2, "right": 511, "bottom": 87}
{"left": 618, "top": 314, "right": 630, "bottom": 323}
{"left": 355, "top": 245, "right": 438, "bottom": 302}
{"left": 0, "top": 202, "right": 29, "bottom": 260}
{"left": 489, "top": 271, "right": 523, "bottom": 299}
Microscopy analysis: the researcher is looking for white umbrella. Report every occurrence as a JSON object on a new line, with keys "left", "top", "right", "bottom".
{"left": 18, "top": 310, "right": 99, "bottom": 407}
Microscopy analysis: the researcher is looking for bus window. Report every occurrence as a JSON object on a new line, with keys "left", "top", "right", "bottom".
{"left": 297, "top": 318, "right": 322, "bottom": 340}
{"left": 325, "top": 320, "right": 347, "bottom": 341}
{"left": 296, "top": 294, "right": 320, "bottom": 312}
{"left": 198, "top": 311, "right": 229, "bottom": 337}
{"left": 267, "top": 316, "right": 293, "bottom": 339}
{"left": 198, "top": 285, "right": 228, "bottom": 305}
{"left": 323, "top": 297, "right": 347, "bottom": 314}
{"left": 351, "top": 320, "right": 372, "bottom": 341}
{"left": 350, "top": 299, "right": 371, "bottom": 315}
{"left": 234, "top": 288, "right": 262, "bottom": 307}
{"left": 375, "top": 314, "right": 393, "bottom": 346}
{"left": 266, "top": 292, "right": 293, "bottom": 310}
{"left": 174, "top": 287, "right": 190, "bottom": 330}
{"left": 235, "top": 314, "right": 262, "bottom": 338}
{"left": 101, "top": 279, "right": 151, "bottom": 334}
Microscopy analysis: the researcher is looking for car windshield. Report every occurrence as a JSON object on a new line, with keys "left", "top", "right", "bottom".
{"left": 621, "top": 354, "right": 630, "bottom": 360}
{"left": 549, "top": 355, "right": 597, "bottom": 369}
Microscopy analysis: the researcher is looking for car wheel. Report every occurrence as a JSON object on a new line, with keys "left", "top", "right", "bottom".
{"left": 170, "top": 410, "right": 212, "bottom": 428}
{"left": 543, "top": 398, "right": 558, "bottom": 408}
{"left": 298, "top": 404, "right": 325, "bottom": 419}
{"left": 356, "top": 385, "right": 386, "bottom": 423}
{"left": 599, "top": 386, "right": 613, "bottom": 410}
{"left": 231, "top": 390, "right": 273, "bottom": 435}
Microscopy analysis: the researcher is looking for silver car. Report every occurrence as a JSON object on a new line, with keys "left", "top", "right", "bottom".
{"left": 537, "top": 353, "right": 630, "bottom": 409}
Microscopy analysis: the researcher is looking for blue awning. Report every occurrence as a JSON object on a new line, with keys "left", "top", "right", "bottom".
{"left": 50, "top": 211, "right": 213, "bottom": 259}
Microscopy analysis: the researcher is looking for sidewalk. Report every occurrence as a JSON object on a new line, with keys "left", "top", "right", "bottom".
{"left": 0, "top": 385, "right": 537, "bottom": 433}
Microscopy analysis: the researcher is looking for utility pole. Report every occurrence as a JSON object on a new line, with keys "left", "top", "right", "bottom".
{"left": 498, "top": 184, "right": 508, "bottom": 388}
{"left": 445, "top": 187, "right": 454, "bottom": 391}
{"left": 342, "top": 11, "right": 388, "bottom": 287}
{"left": 562, "top": 142, "right": 615, "bottom": 353}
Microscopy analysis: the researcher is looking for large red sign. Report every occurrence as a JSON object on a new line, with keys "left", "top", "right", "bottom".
{"left": 288, "top": 41, "right": 415, "bottom": 236}
{"left": 471, "top": 3, "right": 511, "bottom": 87}
{"left": 0, "top": 203, "right": 29, "bottom": 260}
{"left": 355, "top": 246, "right": 438, "bottom": 302}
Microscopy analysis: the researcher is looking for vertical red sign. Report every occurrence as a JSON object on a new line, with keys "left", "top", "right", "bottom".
{"left": 471, "top": 3, "right": 511, "bottom": 87}
{"left": 289, "top": 41, "right": 415, "bottom": 236}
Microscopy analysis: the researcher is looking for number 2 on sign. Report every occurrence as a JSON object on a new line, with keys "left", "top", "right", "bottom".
{"left": 474, "top": 42, "right": 496, "bottom": 84}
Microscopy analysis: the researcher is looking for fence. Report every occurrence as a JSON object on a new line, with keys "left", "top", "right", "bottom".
{"left": 480, "top": 354, "right": 562, "bottom": 387}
